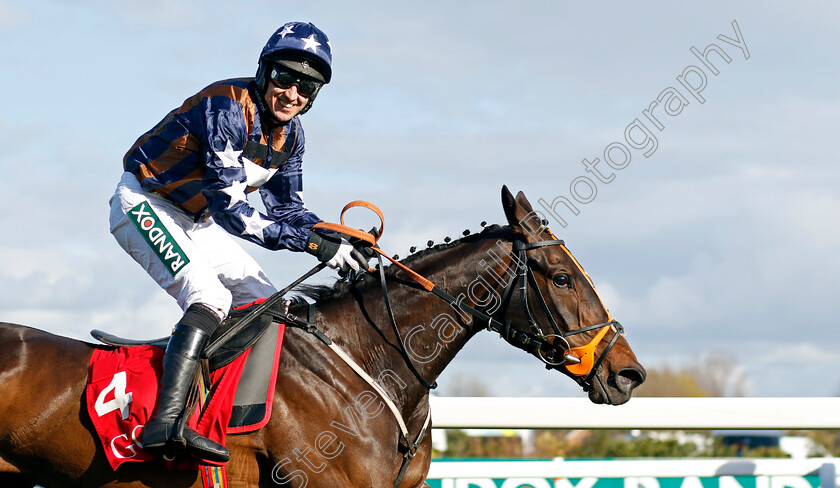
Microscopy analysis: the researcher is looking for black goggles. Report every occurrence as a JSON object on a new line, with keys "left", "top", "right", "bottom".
{"left": 268, "top": 66, "right": 322, "bottom": 98}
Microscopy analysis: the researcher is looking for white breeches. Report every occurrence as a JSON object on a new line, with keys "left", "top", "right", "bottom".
{"left": 109, "top": 172, "right": 277, "bottom": 319}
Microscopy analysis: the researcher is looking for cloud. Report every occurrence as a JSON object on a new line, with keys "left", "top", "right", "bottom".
{"left": 95, "top": 0, "right": 208, "bottom": 28}
{"left": 2, "top": 1, "right": 840, "bottom": 399}
{"left": 0, "top": 0, "right": 26, "bottom": 32}
{"left": 755, "top": 342, "right": 840, "bottom": 366}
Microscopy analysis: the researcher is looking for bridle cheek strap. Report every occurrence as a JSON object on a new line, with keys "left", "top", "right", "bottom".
{"left": 510, "top": 239, "right": 621, "bottom": 381}
{"left": 314, "top": 200, "right": 621, "bottom": 389}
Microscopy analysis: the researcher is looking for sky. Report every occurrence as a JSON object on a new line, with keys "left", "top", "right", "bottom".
{"left": 1, "top": 0, "right": 839, "bottom": 399}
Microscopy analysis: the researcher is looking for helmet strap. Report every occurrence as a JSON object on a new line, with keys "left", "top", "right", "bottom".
{"left": 251, "top": 79, "right": 283, "bottom": 128}
{"left": 255, "top": 61, "right": 271, "bottom": 95}
{"left": 253, "top": 66, "right": 319, "bottom": 119}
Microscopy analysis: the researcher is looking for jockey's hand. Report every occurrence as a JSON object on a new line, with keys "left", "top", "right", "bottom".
{"left": 305, "top": 231, "right": 371, "bottom": 273}
{"left": 355, "top": 226, "right": 380, "bottom": 260}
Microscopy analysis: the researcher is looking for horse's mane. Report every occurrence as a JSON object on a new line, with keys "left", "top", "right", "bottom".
{"left": 293, "top": 224, "right": 513, "bottom": 304}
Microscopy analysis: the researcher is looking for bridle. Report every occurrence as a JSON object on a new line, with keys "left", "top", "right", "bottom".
{"left": 425, "top": 235, "right": 624, "bottom": 389}
{"left": 492, "top": 238, "right": 624, "bottom": 382}
{"left": 210, "top": 202, "right": 628, "bottom": 488}
{"left": 308, "top": 201, "right": 624, "bottom": 391}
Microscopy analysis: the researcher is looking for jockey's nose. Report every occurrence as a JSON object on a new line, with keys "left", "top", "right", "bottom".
{"left": 284, "top": 84, "right": 300, "bottom": 101}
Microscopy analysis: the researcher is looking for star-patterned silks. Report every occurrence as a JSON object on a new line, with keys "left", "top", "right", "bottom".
{"left": 214, "top": 140, "right": 279, "bottom": 187}
{"left": 240, "top": 208, "right": 273, "bottom": 242}
{"left": 219, "top": 181, "right": 273, "bottom": 241}
{"left": 219, "top": 181, "right": 247, "bottom": 210}
{"left": 124, "top": 73, "right": 319, "bottom": 252}
{"left": 243, "top": 159, "right": 278, "bottom": 187}
{"left": 301, "top": 34, "right": 321, "bottom": 52}
{"left": 212, "top": 140, "right": 278, "bottom": 242}
{"left": 214, "top": 141, "right": 242, "bottom": 169}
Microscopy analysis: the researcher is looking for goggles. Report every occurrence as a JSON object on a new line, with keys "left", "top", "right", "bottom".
{"left": 268, "top": 65, "right": 322, "bottom": 98}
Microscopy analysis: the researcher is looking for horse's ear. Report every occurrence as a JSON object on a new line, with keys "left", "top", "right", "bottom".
{"left": 502, "top": 185, "right": 517, "bottom": 221}
{"left": 502, "top": 186, "right": 543, "bottom": 238}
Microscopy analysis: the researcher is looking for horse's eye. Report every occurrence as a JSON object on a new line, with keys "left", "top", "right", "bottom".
{"left": 552, "top": 274, "right": 572, "bottom": 288}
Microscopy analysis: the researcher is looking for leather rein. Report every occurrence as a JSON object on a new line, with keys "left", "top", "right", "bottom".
{"left": 225, "top": 201, "right": 624, "bottom": 487}
{"left": 311, "top": 201, "right": 624, "bottom": 392}
{"left": 379, "top": 237, "right": 624, "bottom": 392}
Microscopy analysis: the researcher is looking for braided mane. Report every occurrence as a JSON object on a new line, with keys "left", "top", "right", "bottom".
{"left": 294, "top": 224, "right": 512, "bottom": 304}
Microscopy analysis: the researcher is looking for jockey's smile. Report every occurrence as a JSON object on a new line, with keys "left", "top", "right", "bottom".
{"left": 264, "top": 81, "right": 309, "bottom": 122}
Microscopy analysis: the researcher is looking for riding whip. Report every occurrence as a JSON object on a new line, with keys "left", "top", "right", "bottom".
{"left": 204, "top": 262, "right": 327, "bottom": 357}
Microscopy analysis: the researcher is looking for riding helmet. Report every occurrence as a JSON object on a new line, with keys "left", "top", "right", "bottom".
{"left": 256, "top": 22, "right": 332, "bottom": 114}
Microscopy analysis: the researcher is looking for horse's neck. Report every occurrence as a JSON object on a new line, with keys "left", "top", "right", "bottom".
{"left": 399, "top": 236, "right": 509, "bottom": 368}
{"left": 312, "top": 233, "right": 513, "bottom": 407}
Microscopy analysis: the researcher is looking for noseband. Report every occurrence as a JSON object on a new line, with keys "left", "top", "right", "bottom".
{"left": 494, "top": 239, "right": 623, "bottom": 384}
{"left": 309, "top": 203, "right": 623, "bottom": 390}
{"left": 423, "top": 236, "right": 623, "bottom": 389}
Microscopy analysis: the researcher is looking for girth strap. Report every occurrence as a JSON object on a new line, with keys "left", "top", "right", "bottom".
{"left": 282, "top": 311, "right": 432, "bottom": 487}
{"left": 393, "top": 410, "right": 431, "bottom": 488}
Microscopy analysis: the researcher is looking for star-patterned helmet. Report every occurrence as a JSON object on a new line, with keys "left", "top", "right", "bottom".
{"left": 257, "top": 22, "right": 332, "bottom": 89}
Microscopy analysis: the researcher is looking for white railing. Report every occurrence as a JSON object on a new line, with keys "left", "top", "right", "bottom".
{"left": 426, "top": 397, "right": 840, "bottom": 488}
{"left": 428, "top": 397, "right": 840, "bottom": 430}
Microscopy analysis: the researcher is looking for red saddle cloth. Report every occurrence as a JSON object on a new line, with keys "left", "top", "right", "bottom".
{"left": 85, "top": 325, "right": 284, "bottom": 470}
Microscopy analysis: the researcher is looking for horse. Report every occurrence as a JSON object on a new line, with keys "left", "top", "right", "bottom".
{"left": 0, "top": 187, "right": 645, "bottom": 487}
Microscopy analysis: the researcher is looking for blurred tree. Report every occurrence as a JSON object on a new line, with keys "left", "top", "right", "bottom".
{"left": 439, "top": 374, "right": 499, "bottom": 458}
{"left": 807, "top": 387, "right": 840, "bottom": 455}
{"left": 442, "top": 429, "right": 523, "bottom": 458}
{"left": 701, "top": 436, "right": 788, "bottom": 458}
{"left": 634, "top": 351, "right": 749, "bottom": 397}
{"left": 634, "top": 366, "right": 709, "bottom": 397}
{"left": 533, "top": 430, "right": 566, "bottom": 458}
{"left": 686, "top": 351, "right": 749, "bottom": 397}
{"left": 557, "top": 431, "right": 699, "bottom": 458}
{"left": 806, "top": 430, "right": 840, "bottom": 456}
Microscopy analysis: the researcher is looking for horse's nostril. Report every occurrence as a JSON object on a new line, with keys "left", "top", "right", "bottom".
{"left": 616, "top": 367, "right": 646, "bottom": 391}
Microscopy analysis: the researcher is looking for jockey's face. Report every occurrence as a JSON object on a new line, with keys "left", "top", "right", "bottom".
{"left": 263, "top": 80, "right": 309, "bottom": 123}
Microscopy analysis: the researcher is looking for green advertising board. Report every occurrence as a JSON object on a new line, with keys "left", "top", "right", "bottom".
{"left": 426, "top": 476, "right": 821, "bottom": 488}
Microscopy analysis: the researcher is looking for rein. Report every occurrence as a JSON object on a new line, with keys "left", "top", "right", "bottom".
{"left": 247, "top": 201, "right": 623, "bottom": 487}
{"left": 311, "top": 201, "right": 624, "bottom": 390}
{"left": 500, "top": 239, "right": 624, "bottom": 385}
{"left": 422, "top": 238, "right": 622, "bottom": 388}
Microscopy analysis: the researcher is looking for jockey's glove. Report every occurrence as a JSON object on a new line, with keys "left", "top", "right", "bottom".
{"left": 305, "top": 230, "right": 372, "bottom": 273}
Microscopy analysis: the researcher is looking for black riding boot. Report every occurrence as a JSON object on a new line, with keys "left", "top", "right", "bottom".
{"left": 141, "top": 318, "right": 230, "bottom": 463}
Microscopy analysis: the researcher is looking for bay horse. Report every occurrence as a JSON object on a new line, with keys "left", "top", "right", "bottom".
{"left": 0, "top": 187, "right": 645, "bottom": 487}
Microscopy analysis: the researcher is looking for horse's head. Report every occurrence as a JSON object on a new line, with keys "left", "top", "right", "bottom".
{"left": 498, "top": 185, "right": 645, "bottom": 405}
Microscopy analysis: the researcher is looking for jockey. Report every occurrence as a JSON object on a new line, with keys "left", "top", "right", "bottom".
{"left": 108, "top": 22, "right": 369, "bottom": 463}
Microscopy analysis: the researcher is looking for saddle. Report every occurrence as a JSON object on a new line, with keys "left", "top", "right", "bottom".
{"left": 91, "top": 303, "right": 278, "bottom": 371}
{"left": 86, "top": 303, "right": 292, "bottom": 472}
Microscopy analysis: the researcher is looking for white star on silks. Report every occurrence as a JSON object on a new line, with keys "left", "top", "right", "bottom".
{"left": 219, "top": 181, "right": 247, "bottom": 210}
{"left": 301, "top": 34, "right": 321, "bottom": 52}
{"left": 214, "top": 141, "right": 242, "bottom": 169}
{"left": 240, "top": 210, "right": 273, "bottom": 242}
{"left": 279, "top": 25, "right": 294, "bottom": 38}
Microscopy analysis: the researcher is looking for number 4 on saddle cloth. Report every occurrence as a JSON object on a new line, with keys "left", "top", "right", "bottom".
{"left": 86, "top": 300, "right": 285, "bottom": 470}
